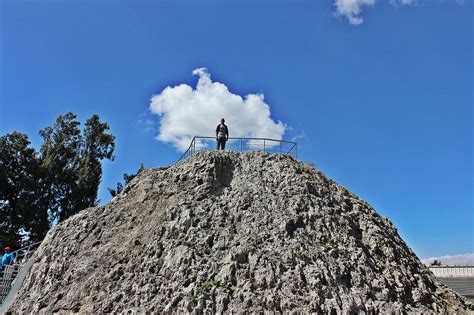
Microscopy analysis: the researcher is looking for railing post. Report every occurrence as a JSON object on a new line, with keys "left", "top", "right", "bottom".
{"left": 263, "top": 139, "right": 266, "bottom": 153}
{"left": 240, "top": 138, "right": 242, "bottom": 152}
{"left": 193, "top": 137, "right": 196, "bottom": 155}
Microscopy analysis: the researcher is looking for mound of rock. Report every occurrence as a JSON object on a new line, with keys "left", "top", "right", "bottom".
{"left": 10, "top": 151, "right": 473, "bottom": 313}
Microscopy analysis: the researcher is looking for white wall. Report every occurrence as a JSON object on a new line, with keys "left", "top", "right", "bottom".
{"left": 429, "top": 266, "right": 474, "bottom": 278}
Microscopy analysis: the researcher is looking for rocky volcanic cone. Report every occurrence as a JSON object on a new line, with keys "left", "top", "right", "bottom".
{"left": 10, "top": 151, "right": 473, "bottom": 313}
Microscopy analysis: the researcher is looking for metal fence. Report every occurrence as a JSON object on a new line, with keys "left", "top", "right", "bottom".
{"left": 11, "top": 242, "right": 41, "bottom": 266}
{"left": 178, "top": 136, "right": 298, "bottom": 162}
{"left": 0, "top": 242, "right": 41, "bottom": 305}
{"left": 0, "top": 265, "right": 19, "bottom": 304}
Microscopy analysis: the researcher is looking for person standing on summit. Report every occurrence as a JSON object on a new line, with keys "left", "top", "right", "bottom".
{"left": 215, "top": 118, "right": 229, "bottom": 150}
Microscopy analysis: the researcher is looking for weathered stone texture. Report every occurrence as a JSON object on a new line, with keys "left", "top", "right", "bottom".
{"left": 10, "top": 151, "right": 473, "bottom": 313}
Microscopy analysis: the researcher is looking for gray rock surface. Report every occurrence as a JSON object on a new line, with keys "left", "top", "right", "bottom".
{"left": 10, "top": 151, "right": 473, "bottom": 313}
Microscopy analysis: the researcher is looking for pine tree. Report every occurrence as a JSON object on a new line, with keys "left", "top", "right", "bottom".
{"left": 0, "top": 112, "right": 115, "bottom": 247}
{"left": 0, "top": 132, "right": 45, "bottom": 247}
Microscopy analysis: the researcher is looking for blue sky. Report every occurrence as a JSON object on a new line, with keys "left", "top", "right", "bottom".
{"left": 0, "top": 0, "right": 472, "bottom": 260}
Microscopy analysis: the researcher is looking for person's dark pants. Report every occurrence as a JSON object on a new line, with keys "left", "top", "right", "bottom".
{"left": 217, "top": 137, "right": 227, "bottom": 150}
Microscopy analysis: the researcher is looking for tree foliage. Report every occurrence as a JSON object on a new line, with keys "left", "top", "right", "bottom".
{"left": 108, "top": 163, "right": 145, "bottom": 197}
{"left": 0, "top": 113, "right": 115, "bottom": 248}
{"left": 0, "top": 132, "right": 44, "bottom": 248}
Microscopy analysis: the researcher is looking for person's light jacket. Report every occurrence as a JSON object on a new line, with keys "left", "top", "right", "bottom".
{"left": 1, "top": 252, "right": 15, "bottom": 266}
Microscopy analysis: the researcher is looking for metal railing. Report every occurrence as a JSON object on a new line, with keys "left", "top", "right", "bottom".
{"left": 0, "top": 242, "right": 41, "bottom": 305}
{"left": 11, "top": 242, "right": 41, "bottom": 266}
{"left": 178, "top": 136, "right": 297, "bottom": 162}
{"left": 0, "top": 265, "right": 19, "bottom": 305}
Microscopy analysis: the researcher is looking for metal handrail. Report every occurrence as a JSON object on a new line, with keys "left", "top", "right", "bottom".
{"left": 11, "top": 242, "right": 41, "bottom": 255}
{"left": 11, "top": 242, "right": 41, "bottom": 264}
{"left": 181, "top": 136, "right": 297, "bottom": 144}
{"left": 178, "top": 136, "right": 298, "bottom": 162}
{"left": 0, "top": 242, "right": 41, "bottom": 305}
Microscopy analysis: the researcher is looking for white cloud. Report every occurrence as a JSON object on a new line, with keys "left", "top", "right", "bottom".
{"left": 334, "top": 0, "right": 414, "bottom": 25}
{"left": 290, "top": 130, "right": 306, "bottom": 143}
{"left": 334, "top": 0, "right": 375, "bottom": 25}
{"left": 421, "top": 253, "right": 474, "bottom": 266}
{"left": 149, "top": 68, "right": 286, "bottom": 152}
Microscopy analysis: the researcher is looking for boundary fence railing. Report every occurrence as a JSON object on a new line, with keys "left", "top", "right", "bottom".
{"left": 0, "top": 242, "right": 41, "bottom": 306}
{"left": 11, "top": 242, "right": 41, "bottom": 266}
{"left": 178, "top": 136, "right": 297, "bottom": 162}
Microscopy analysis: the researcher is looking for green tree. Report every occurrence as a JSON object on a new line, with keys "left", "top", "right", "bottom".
{"left": 39, "top": 112, "right": 82, "bottom": 224}
{"left": 39, "top": 113, "right": 115, "bottom": 222}
{"left": 0, "top": 112, "right": 115, "bottom": 247}
{"left": 68, "top": 115, "right": 115, "bottom": 219}
{"left": 0, "top": 132, "right": 47, "bottom": 247}
{"left": 108, "top": 163, "right": 144, "bottom": 197}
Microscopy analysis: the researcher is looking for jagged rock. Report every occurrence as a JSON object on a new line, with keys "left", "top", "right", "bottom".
{"left": 9, "top": 151, "right": 473, "bottom": 313}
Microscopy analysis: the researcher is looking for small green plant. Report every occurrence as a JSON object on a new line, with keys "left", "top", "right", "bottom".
{"left": 421, "top": 267, "right": 432, "bottom": 275}
{"left": 294, "top": 249, "right": 305, "bottom": 258}
{"left": 340, "top": 224, "right": 351, "bottom": 233}
{"left": 301, "top": 231, "right": 312, "bottom": 244}
{"left": 191, "top": 279, "right": 233, "bottom": 304}
{"left": 322, "top": 239, "right": 336, "bottom": 250}
{"left": 340, "top": 248, "right": 349, "bottom": 259}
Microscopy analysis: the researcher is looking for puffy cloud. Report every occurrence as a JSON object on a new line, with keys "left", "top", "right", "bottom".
{"left": 421, "top": 253, "right": 474, "bottom": 266}
{"left": 334, "top": 0, "right": 375, "bottom": 25}
{"left": 334, "top": 0, "right": 414, "bottom": 25}
{"left": 149, "top": 68, "right": 286, "bottom": 152}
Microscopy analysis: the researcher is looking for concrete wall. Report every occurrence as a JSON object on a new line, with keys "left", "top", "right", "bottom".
{"left": 429, "top": 266, "right": 474, "bottom": 278}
